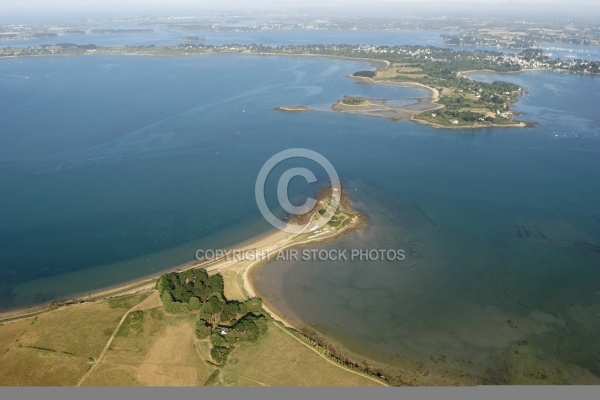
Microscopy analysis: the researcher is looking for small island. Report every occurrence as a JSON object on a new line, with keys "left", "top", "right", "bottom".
{"left": 349, "top": 66, "right": 528, "bottom": 128}
{"left": 321, "top": 65, "right": 529, "bottom": 128}
{"left": 273, "top": 105, "right": 311, "bottom": 112}
{"left": 183, "top": 36, "right": 206, "bottom": 42}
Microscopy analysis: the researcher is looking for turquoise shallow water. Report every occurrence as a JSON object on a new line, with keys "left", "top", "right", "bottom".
{"left": 249, "top": 70, "right": 600, "bottom": 383}
{"left": 1, "top": 54, "right": 599, "bottom": 383}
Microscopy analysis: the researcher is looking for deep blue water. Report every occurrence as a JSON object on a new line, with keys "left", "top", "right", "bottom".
{"left": 1, "top": 53, "right": 599, "bottom": 383}
{"left": 0, "top": 54, "right": 428, "bottom": 308}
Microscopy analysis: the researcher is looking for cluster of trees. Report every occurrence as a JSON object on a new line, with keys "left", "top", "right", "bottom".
{"left": 519, "top": 48, "right": 546, "bottom": 62}
{"left": 157, "top": 268, "right": 225, "bottom": 313}
{"left": 194, "top": 296, "right": 264, "bottom": 337}
{"left": 156, "top": 268, "right": 268, "bottom": 365}
{"left": 205, "top": 313, "right": 268, "bottom": 364}
{"left": 446, "top": 110, "right": 486, "bottom": 122}
{"left": 275, "top": 44, "right": 523, "bottom": 75}
{"left": 341, "top": 96, "right": 366, "bottom": 105}
{"left": 258, "top": 43, "right": 598, "bottom": 75}
{"left": 439, "top": 95, "right": 472, "bottom": 109}
{"left": 210, "top": 346, "right": 232, "bottom": 365}
{"left": 206, "top": 313, "right": 268, "bottom": 344}
{"left": 427, "top": 110, "right": 487, "bottom": 124}
{"left": 442, "top": 33, "right": 537, "bottom": 50}
{"left": 352, "top": 70, "right": 376, "bottom": 78}
{"left": 425, "top": 77, "right": 518, "bottom": 114}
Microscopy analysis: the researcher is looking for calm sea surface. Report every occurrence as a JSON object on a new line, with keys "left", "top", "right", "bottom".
{"left": 0, "top": 50, "right": 599, "bottom": 382}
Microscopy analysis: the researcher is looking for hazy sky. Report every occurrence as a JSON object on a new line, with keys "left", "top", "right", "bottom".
{"left": 3, "top": 0, "right": 599, "bottom": 22}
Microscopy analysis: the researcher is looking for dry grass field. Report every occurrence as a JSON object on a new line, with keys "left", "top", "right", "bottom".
{"left": 219, "top": 321, "right": 383, "bottom": 386}
{"left": 0, "top": 293, "right": 147, "bottom": 385}
{"left": 375, "top": 63, "right": 427, "bottom": 80}
{"left": 0, "top": 287, "right": 385, "bottom": 386}
{"left": 82, "top": 309, "right": 214, "bottom": 386}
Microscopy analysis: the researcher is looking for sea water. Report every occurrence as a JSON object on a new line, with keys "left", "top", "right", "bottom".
{"left": 1, "top": 54, "right": 599, "bottom": 383}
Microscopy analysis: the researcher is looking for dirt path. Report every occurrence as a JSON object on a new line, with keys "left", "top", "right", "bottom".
{"left": 226, "top": 371, "right": 269, "bottom": 386}
{"left": 271, "top": 322, "right": 388, "bottom": 387}
{"left": 76, "top": 292, "right": 160, "bottom": 386}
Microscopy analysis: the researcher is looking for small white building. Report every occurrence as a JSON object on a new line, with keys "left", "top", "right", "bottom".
{"left": 218, "top": 326, "right": 230, "bottom": 335}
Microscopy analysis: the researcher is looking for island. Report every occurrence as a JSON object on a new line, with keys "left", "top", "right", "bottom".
{"left": 3, "top": 42, "right": 595, "bottom": 128}
{"left": 273, "top": 105, "right": 311, "bottom": 112}
{"left": 332, "top": 66, "right": 529, "bottom": 128}
{"left": 183, "top": 36, "right": 206, "bottom": 42}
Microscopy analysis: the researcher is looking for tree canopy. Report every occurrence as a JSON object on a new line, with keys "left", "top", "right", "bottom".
{"left": 156, "top": 267, "right": 269, "bottom": 365}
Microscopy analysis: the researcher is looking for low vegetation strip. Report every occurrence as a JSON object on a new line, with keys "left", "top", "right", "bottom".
{"left": 273, "top": 322, "right": 388, "bottom": 386}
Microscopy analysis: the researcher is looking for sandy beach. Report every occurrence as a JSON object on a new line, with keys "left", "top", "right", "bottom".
{"left": 0, "top": 191, "right": 365, "bottom": 333}
{"left": 328, "top": 75, "right": 442, "bottom": 121}
{"left": 339, "top": 66, "right": 529, "bottom": 129}
{"left": 0, "top": 226, "right": 288, "bottom": 320}
{"left": 254, "top": 51, "right": 390, "bottom": 73}
{"left": 241, "top": 211, "right": 367, "bottom": 329}
{"left": 353, "top": 76, "right": 440, "bottom": 103}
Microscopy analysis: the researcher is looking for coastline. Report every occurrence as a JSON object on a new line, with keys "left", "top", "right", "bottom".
{"left": 345, "top": 74, "right": 529, "bottom": 129}
{"left": 254, "top": 51, "right": 390, "bottom": 73}
{"left": 353, "top": 76, "right": 440, "bottom": 102}
{"left": 412, "top": 118, "right": 529, "bottom": 129}
{"left": 0, "top": 226, "right": 288, "bottom": 322}
{"left": 0, "top": 187, "right": 381, "bottom": 384}
{"left": 0, "top": 50, "right": 558, "bottom": 130}
{"left": 457, "top": 67, "right": 598, "bottom": 77}
{"left": 330, "top": 76, "right": 443, "bottom": 122}
{"left": 0, "top": 190, "right": 366, "bottom": 327}
{"left": 0, "top": 53, "right": 531, "bottom": 321}
{"left": 242, "top": 207, "right": 368, "bottom": 329}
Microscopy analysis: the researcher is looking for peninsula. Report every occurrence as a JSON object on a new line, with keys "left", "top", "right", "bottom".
{"left": 0, "top": 186, "right": 402, "bottom": 386}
